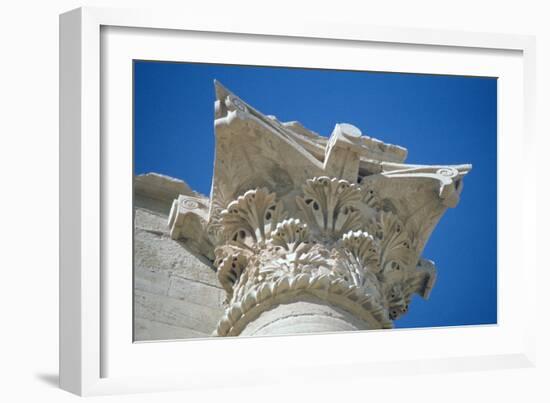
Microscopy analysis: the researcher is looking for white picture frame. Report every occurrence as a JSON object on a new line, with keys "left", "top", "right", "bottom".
{"left": 59, "top": 6, "right": 537, "bottom": 396}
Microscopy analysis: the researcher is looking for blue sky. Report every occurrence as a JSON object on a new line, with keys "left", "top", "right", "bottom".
{"left": 134, "top": 61, "right": 497, "bottom": 329}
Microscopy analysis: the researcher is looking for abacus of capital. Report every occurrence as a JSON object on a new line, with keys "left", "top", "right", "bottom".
{"left": 164, "top": 81, "right": 471, "bottom": 338}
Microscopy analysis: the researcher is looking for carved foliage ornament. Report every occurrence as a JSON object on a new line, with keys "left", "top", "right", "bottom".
{"left": 220, "top": 188, "right": 286, "bottom": 248}
{"left": 296, "top": 177, "right": 362, "bottom": 242}
{"left": 213, "top": 176, "right": 435, "bottom": 336}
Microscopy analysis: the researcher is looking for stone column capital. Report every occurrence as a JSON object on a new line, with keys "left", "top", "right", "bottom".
{"left": 168, "top": 81, "right": 471, "bottom": 337}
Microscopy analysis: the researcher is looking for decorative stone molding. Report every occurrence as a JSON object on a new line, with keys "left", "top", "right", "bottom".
{"left": 167, "top": 81, "right": 471, "bottom": 337}
{"left": 220, "top": 188, "right": 286, "bottom": 247}
{"left": 341, "top": 230, "right": 380, "bottom": 272}
{"left": 210, "top": 176, "right": 441, "bottom": 335}
{"left": 215, "top": 272, "right": 392, "bottom": 337}
{"left": 168, "top": 195, "right": 208, "bottom": 239}
{"left": 167, "top": 194, "right": 214, "bottom": 259}
{"left": 296, "top": 177, "right": 363, "bottom": 242}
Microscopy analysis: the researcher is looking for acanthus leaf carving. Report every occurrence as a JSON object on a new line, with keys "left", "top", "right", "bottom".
{"left": 269, "top": 218, "right": 311, "bottom": 255}
{"left": 296, "top": 176, "right": 362, "bottom": 242}
{"left": 212, "top": 176, "right": 440, "bottom": 335}
{"left": 361, "top": 186, "right": 382, "bottom": 210}
{"left": 379, "top": 258, "right": 437, "bottom": 320}
{"left": 220, "top": 188, "right": 286, "bottom": 248}
{"left": 369, "top": 211, "right": 415, "bottom": 274}
{"left": 341, "top": 230, "right": 380, "bottom": 272}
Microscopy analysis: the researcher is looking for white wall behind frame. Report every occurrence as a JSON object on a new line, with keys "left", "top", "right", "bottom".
{"left": 1, "top": 0, "right": 548, "bottom": 402}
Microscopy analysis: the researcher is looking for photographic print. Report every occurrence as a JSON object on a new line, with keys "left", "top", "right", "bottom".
{"left": 133, "top": 61, "right": 496, "bottom": 341}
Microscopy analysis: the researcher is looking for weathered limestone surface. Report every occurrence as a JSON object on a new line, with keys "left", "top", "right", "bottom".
{"left": 239, "top": 297, "right": 372, "bottom": 337}
{"left": 134, "top": 174, "right": 225, "bottom": 341}
{"left": 136, "top": 81, "right": 471, "bottom": 340}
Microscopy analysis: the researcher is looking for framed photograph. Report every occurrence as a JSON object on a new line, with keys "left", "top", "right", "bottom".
{"left": 59, "top": 6, "right": 537, "bottom": 396}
